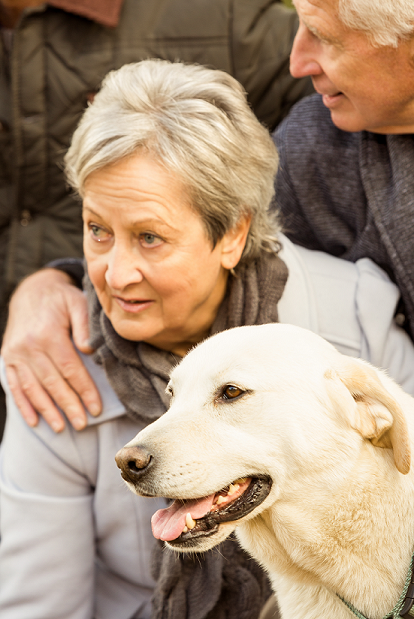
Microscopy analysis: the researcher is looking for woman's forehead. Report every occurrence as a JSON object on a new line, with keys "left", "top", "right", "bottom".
{"left": 83, "top": 155, "right": 188, "bottom": 206}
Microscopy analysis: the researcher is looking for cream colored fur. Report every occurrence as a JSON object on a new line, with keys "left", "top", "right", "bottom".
{"left": 122, "top": 324, "right": 414, "bottom": 619}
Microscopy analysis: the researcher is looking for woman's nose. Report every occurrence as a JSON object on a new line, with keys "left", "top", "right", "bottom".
{"left": 105, "top": 244, "right": 144, "bottom": 290}
{"left": 290, "top": 22, "right": 323, "bottom": 79}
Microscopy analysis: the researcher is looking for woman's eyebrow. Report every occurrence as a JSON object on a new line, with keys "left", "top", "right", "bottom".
{"left": 82, "top": 205, "right": 101, "bottom": 217}
{"left": 129, "top": 218, "right": 177, "bottom": 232}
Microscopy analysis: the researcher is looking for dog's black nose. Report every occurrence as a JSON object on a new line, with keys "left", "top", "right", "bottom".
{"left": 115, "top": 445, "right": 153, "bottom": 482}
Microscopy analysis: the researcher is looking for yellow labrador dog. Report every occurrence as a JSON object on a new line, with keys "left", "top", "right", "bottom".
{"left": 116, "top": 324, "right": 414, "bottom": 619}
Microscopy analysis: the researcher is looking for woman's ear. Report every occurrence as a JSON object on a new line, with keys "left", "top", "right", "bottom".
{"left": 220, "top": 214, "right": 252, "bottom": 270}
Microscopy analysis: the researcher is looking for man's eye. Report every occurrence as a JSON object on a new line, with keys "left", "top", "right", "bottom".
{"left": 221, "top": 385, "right": 244, "bottom": 401}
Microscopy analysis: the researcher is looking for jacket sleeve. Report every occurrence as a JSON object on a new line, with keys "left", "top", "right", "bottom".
{"left": 47, "top": 257, "right": 85, "bottom": 289}
{"left": 231, "top": 0, "right": 313, "bottom": 130}
{"left": 354, "top": 259, "right": 414, "bottom": 396}
{"left": 0, "top": 362, "right": 96, "bottom": 619}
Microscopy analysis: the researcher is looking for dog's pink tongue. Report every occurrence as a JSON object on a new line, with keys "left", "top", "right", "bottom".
{"left": 152, "top": 494, "right": 216, "bottom": 541}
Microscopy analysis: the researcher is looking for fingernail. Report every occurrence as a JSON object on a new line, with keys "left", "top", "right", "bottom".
{"left": 88, "top": 404, "right": 101, "bottom": 417}
{"left": 51, "top": 421, "right": 63, "bottom": 433}
{"left": 72, "top": 416, "right": 86, "bottom": 431}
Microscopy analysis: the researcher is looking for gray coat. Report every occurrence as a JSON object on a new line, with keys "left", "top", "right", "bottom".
{"left": 273, "top": 94, "right": 414, "bottom": 341}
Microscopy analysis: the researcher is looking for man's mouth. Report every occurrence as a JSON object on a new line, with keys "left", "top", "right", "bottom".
{"left": 320, "top": 91, "right": 344, "bottom": 107}
{"left": 151, "top": 476, "right": 272, "bottom": 546}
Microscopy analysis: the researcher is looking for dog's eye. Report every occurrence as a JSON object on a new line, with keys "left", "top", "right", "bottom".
{"left": 221, "top": 385, "right": 244, "bottom": 401}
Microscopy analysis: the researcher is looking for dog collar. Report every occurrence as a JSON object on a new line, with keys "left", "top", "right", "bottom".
{"left": 338, "top": 552, "right": 414, "bottom": 619}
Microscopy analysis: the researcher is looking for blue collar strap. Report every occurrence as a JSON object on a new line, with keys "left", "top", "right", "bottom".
{"left": 339, "top": 552, "right": 414, "bottom": 619}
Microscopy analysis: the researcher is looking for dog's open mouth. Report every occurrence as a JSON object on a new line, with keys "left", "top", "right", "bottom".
{"left": 151, "top": 476, "right": 272, "bottom": 546}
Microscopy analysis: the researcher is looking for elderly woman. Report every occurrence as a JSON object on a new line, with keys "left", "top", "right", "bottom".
{"left": 1, "top": 59, "right": 414, "bottom": 619}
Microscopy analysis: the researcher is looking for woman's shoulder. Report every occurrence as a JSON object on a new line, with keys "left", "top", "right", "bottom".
{"left": 277, "top": 236, "right": 414, "bottom": 395}
{"left": 277, "top": 235, "right": 396, "bottom": 353}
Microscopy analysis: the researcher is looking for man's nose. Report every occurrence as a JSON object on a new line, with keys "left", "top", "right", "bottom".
{"left": 289, "top": 22, "right": 323, "bottom": 79}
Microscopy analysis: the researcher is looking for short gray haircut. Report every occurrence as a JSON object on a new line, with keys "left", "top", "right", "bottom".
{"left": 338, "top": 0, "right": 414, "bottom": 47}
{"left": 65, "top": 59, "right": 280, "bottom": 263}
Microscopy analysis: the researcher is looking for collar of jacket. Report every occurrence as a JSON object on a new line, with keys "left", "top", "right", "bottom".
{"left": 47, "top": 0, "right": 124, "bottom": 27}
{"left": 338, "top": 551, "right": 414, "bottom": 619}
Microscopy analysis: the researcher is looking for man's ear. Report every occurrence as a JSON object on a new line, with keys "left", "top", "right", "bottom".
{"left": 220, "top": 214, "right": 252, "bottom": 270}
{"left": 325, "top": 359, "right": 411, "bottom": 475}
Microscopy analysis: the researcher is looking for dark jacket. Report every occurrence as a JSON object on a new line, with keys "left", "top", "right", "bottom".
{"left": 273, "top": 93, "right": 414, "bottom": 340}
{"left": 0, "top": 0, "right": 312, "bottom": 335}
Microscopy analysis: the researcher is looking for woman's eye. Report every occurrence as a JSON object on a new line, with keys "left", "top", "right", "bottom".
{"left": 221, "top": 385, "right": 244, "bottom": 401}
{"left": 89, "top": 224, "right": 111, "bottom": 241}
{"left": 140, "top": 233, "right": 163, "bottom": 248}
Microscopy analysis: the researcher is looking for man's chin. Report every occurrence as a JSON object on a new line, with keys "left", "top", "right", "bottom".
{"left": 328, "top": 108, "right": 368, "bottom": 133}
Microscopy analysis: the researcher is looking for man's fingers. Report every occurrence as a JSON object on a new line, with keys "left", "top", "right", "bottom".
{"left": 42, "top": 345, "right": 102, "bottom": 419}
{"left": 62, "top": 287, "right": 102, "bottom": 415}
{"left": 5, "top": 366, "right": 39, "bottom": 427}
{"left": 17, "top": 350, "right": 93, "bottom": 430}
{"left": 6, "top": 364, "right": 66, "bottom": 432}
{"left": 68, "top": 289, "right": 94, "bottom": 354}
{"left": 2, "top": 268, "right": 101, "bottom": 431}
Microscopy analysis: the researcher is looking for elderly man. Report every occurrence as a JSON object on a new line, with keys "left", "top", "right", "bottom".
{"left": 274, "top": 0, "right": 414, "bottom": 342}
{"left": 2, "top": 0, "right": 414, "bottom": 435}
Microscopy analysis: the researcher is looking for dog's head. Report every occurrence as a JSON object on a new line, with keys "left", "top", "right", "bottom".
{"left": 115, "top": 324, "right": 411, "bottom": 552}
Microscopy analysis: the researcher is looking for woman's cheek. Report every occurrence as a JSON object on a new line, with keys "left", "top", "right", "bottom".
{"left": 86, "top": 255, "right": 106, "bottom": 292}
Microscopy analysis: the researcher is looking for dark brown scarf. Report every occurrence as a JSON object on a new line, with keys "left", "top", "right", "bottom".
{"left": 84, "top": 249, "right": 287, "bottom": 619}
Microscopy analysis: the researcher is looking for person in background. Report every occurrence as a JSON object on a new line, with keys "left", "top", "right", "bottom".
{"left": 0, "top": 0, "right": 312, "bottom": 438}
{"left": 274, "top": 0, "right": 414, "bottom": 339}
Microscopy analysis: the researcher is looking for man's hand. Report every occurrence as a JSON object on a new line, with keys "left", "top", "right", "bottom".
{"left": 1, "top": 269, "right": 102, "bottom": 431}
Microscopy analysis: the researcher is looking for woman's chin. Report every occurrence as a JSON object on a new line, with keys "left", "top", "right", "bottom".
{"left": 108, "top": 313, "right": 159, "bottom": 343}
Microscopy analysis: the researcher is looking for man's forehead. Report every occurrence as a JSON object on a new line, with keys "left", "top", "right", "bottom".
{"left": 293, "top": 0, "right": 346, "bottom": 44}
{"left": 293, "top": 0, "right": 338, "bottom": 13}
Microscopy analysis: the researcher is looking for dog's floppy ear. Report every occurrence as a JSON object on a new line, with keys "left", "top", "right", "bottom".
{"left": 326, "top": 360, "right": 411, "bottom": 475}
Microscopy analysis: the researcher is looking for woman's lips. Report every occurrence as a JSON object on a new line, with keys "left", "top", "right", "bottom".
{"left": 114, "top": 297, "right": 154, "bottom": 313}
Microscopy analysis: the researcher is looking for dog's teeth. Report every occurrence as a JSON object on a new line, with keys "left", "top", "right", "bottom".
{"left": 228, "top": 483, "right": 240, "bottom": 496}
{"left": 216, "top": 495, "right": 226, "bottom": 505}
{"left": 185, "top": 513, "right": 196, "bottom": 530}
{"left": 234, "top": 478, "right": 247, "bottom": 485}
{"left": 183, "top": 525, "right": 188, "bottom": 533}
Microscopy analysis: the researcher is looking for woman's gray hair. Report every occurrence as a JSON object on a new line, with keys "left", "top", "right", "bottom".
{"left": 65, "top": 59, "right": 280, "bottom": 263}
{"left": 338, "top": 0, "right": 414, "bottom": 47}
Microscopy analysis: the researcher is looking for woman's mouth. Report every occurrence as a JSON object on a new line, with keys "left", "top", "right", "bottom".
{"left": 114, "top": 297, "right": 154, "bottom": 313}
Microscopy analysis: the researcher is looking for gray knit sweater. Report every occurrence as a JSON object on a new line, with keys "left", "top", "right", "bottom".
{"left": 273, "top": 93, "right": 414, "bottom": 340}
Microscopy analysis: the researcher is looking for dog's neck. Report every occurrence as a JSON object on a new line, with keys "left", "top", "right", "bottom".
{"left": 240, "top": 446, "right": 414, "bottom": 618}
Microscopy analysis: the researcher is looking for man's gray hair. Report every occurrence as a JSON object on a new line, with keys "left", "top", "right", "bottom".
{"left": 338, "top": 0, "right": 414, "bottom": 47}
{"left": 65, "top": 59, "right": 280, "bottom": 263}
